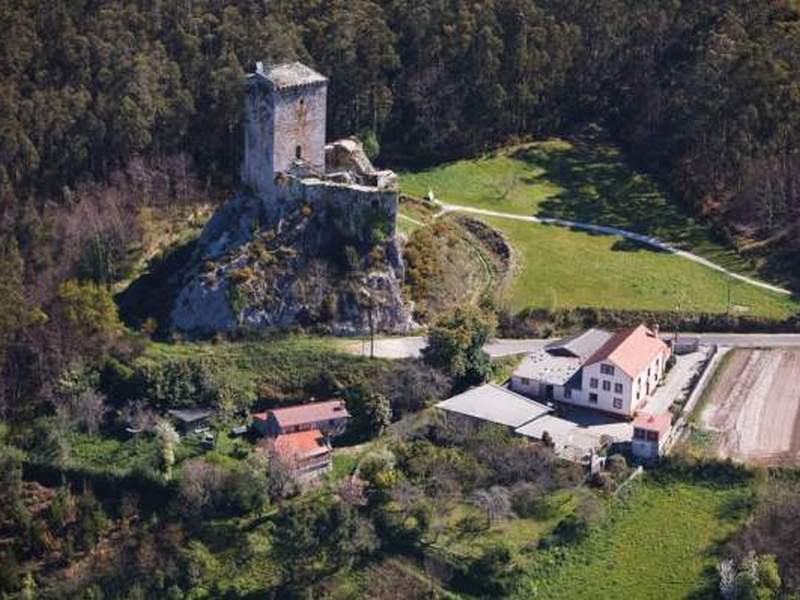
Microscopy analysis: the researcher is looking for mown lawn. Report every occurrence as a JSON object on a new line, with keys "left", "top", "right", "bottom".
{"left": 399, "top": 132, "right": 800, "bottom": 317}
{"left": 483, "top": 216, "right": 800, "bottom": 318}
{"left": 518, "top": 478, "right": 751, "bottom": 600}
{"left": 400, "top": 134, "right": 754, "bottom": 277}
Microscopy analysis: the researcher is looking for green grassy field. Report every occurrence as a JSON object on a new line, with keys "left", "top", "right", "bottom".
{"left": 400, "top": 135, "right": 751, "bottom": 274}
{"left": 483, "top": 216, "right": 799, "bottom": 318}
{"left": 519, "top": 478, "right": 751, "bottom": 600}
{"left": 399, "top": 135, "right": 800, "bottom": 318}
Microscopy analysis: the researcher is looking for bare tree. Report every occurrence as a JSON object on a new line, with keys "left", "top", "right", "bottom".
{"left": 178, "top": 459, "right": 226, "bottom": 516}
{"left": 70, "top": 389, "right": 109, "bottom": 434}
{"left": 470, "top": 486, "right": 514, "bottom": 528}
{"left": 262, "top": 444, "right": 299, "bottom": 501}
{"left": 336, "top": 477, "right": 368, "bottom": 507}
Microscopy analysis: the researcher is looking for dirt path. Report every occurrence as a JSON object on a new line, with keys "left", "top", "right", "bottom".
{"left": 437, "top": 203, "right": 792, "bottom": 297}
{"left": 700, "top": 349, "right": 800, "bottom": 465}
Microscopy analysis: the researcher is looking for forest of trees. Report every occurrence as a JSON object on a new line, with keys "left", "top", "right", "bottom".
{"left": 1, "top": 2, "right": 799, "bottom": 596}
{"left": 0, "top": 0, "right": 797, "bottom": 431}
{"left": 2, "top": 0, "right": 798, "bottom": 233}
{"left": 0, "top": 0, "right": 798, "bottom": 416}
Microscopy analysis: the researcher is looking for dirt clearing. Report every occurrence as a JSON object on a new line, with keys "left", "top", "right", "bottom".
{"left": 699, "top": 349, "right": 800, "bottom": 465}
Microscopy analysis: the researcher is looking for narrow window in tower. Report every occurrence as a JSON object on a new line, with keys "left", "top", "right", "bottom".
{"left": 296, "top": 145, "right": 302, "bottom": 159}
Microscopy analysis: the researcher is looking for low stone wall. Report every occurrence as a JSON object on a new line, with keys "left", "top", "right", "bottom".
{"left": 663, "top": 344, "right": 725, "bottom": 454}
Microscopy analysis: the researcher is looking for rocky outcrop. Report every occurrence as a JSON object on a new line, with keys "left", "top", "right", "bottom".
{"left": 170, "top": 175, "right": 413, "bottom": 336}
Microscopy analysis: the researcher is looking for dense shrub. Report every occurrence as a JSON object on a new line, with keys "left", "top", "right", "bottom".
{"left": 128, "top": 359, "right": 222, "bottom": 409}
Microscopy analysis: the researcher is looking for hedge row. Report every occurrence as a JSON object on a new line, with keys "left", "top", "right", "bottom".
{"left": 499, "top": 307, "right": 800, "bottom": 338}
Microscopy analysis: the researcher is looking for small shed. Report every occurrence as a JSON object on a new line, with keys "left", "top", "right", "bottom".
{"left": 631, "top": 413, "right": 672, "bottom": 460}
{"left": 168, "top": 408, "right": 214, "bottom": 433}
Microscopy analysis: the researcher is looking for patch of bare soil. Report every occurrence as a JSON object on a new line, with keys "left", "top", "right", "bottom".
{"left": 700, "top": 349, "right": 800, "bottom": 465}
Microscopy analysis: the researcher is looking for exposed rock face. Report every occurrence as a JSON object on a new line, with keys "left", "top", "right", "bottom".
{"left": 170, "top": 174, "right": 413, "bottom": 336}
{"left": 171, "top": 61, "right": 412, "bottom": 336}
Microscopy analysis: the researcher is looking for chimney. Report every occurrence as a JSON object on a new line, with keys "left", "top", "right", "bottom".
{"left": 652, "top": 323, "right": 660, "bottom": 338}
{"left": 256, "top": 61, "right": 264, "bottom": 74}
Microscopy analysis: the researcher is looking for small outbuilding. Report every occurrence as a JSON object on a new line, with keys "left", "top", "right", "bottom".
{"left": 168, "top": 408, "right": 214, "bottom": 433}
{"left": 631, "top": 412, "right": 672, "bottom": 460}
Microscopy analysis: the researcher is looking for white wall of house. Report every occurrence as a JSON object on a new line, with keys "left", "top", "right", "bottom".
{"left": 630, "top": 351, "right": 669, "bottom": 409}
{"left": 510, "top": 376, "right": 569, "bottom": 402}
{"left": 577, "top": 362, "right": 634, "bottom": 416}
{"left": 632, "top": 427, "right": 668, "bottom": 459}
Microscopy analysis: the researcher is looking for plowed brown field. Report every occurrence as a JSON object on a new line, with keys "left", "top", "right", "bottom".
{"left": 699, "top": 349, "right": 800, "bottom": 465}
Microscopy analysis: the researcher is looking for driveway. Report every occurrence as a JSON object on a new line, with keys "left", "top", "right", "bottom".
{"left": 642, "top": 349, "right": 711, "bottom": 415}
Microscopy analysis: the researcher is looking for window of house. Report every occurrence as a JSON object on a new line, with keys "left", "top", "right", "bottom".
{"left": 590, "top": 378, "right": 598, "bottom": 389}
{"left": 633, "top": 428, "right": 646, "bottom": 439}
{"left": 589, "top": 393, "right": 598, "bottom": 404}
{"left": 601, "top": 364, "right": 615, "bottom": 376}
{"left": 602, "top": 380, "right": 611, "bottom": 392}
{"left": 613, "top": 397, "right": 622, "bottom": 409}
{"left": 521, "top": 377, "right": 530, "bottom": 385}
{"left": 646, "top": 431, "right": 659, "bottom": 442}
{"left": 615, "top": 383, "right": 624, "bottom": 394}
{"left": 295, "top": 145, "right": 303, "bottom": 159}
{"left": 564, "top": 388, "right": 572, "bottom": 399}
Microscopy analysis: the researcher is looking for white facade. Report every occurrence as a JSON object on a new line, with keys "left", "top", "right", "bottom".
{"left": 511, "top": 345, "right": 670, "bottom": 418}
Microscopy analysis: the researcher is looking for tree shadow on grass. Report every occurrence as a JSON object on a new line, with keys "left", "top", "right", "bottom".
{"left": 610, "top": 238, "right": 670, "bottom": 253}
{"left": 508, "top": 129, "right": 718, "bottom": 251}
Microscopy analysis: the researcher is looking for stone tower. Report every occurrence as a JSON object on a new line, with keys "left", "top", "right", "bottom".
{"left": 241, "top": 61, "right": 328, "bottom": 199}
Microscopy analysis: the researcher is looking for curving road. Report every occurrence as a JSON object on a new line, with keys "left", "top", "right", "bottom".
{"left": 438, "top": 203, "right": 793, "bottom": 297}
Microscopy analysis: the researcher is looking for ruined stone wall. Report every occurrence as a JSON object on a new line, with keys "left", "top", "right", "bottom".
{"left": 274, "top": 176, "right": 398, "bottom": 248}
{"left": 272, "top": 84, "right": 327, "bottom": 177}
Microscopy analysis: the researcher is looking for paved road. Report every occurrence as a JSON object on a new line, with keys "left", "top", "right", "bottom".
{"left": 344, "top": 333, "right": 800, "bottom": 359}
{"left": 343, "top": 337, "right": 548, "bottom": 359}
{"left": 438, "top": 203, "right": 793, "bottom": 297}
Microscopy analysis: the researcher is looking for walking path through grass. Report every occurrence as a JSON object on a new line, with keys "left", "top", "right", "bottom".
{"left": 400, "top": 133, "right": 776, "bottom": 281}
{"left": 438, "top": 203, "right": 791, "bottom": 296}
{"left": 400, "top": 133, "right": 800, "bottom": 318}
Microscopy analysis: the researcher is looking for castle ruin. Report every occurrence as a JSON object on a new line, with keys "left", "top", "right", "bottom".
{"left": 242, "top": 61, "right": 397, "bottom": 221}
{"left": 170, "top": 62, "right": 412, "bottom": 335}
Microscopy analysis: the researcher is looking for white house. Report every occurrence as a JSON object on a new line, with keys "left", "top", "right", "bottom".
{"left": 510, "top": 324, "right": 671, "bottom": 418}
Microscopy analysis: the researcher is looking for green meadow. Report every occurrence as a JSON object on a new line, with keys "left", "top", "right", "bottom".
{"left": 399, "top": 135, "right": 800, "bottom": 318}
{"left": 519, "top": 478, "right": 751, "bottom": 600}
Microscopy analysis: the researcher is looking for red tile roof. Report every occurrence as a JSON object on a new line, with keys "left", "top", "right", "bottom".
{"left": 633, "top": 412, "right": 672, "bottom": 435}
{"left": 273, "top": 429, "right": 329, "bottom": 460}
{"left": 585, "top": 324, "right": 669, "bottom": 378}
{"left": 269, "top": 400, "right": 349, "bottom": 429}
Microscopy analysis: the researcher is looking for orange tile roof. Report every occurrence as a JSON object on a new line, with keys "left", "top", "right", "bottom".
{"left": 633, "top": 412, "right": 672, "bottom": 435}
{"left": 585, "top": 324, "right": 669, "bottom": 378}
{"left": 269, "top": 400, "right": 349, "bottom": 428}
{"left": 273, "top": 429, "right": 329, "bottom": 460}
